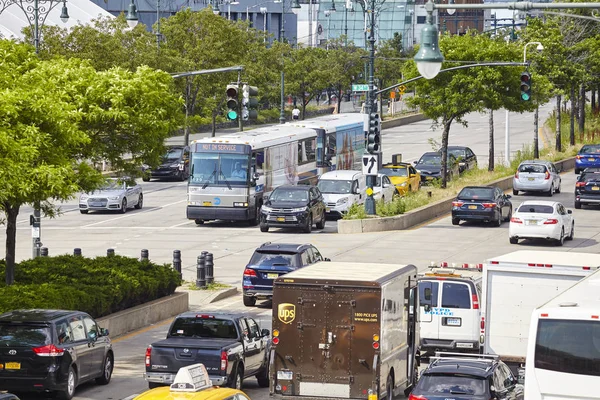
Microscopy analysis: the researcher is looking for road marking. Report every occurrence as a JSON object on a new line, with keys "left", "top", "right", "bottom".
{"left": 112, "top": 317, "right": 173, "bottom": 343}
{"left": 169, "top": 220, "right": 195, "bottom": 228}
{"left": 82, "top": 200, "right": 186, "bottom": 228}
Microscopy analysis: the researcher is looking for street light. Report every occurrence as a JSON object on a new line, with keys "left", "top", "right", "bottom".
{"left": 413, "top": 9, "right": 444, "bottom": 79}
{"left": 524, "top": 41, "right": 544, "bottom": 159}
{"left": 126, "top": 0, "right": 138, "bottom": 28}
{"left": 324, "top": 9, "right": 332, "bottom": 49}
{"left": 278, "top": 0, "right": 301, "bottom": 124}
{"left": 523, "top": 41, "right": 544, "bottom": 64}
{"left": 225, "top": 0, "right": 240, "bottom": 20}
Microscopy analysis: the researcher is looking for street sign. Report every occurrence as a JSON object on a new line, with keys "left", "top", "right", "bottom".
{"left": 398, "top": 85, "right": 406, "bottom": 95}
{"left": 352, "top": 84, "right": 369, "bottom": 92}
{"left": 362, "top": 154, "right": 379, "bottom": 176}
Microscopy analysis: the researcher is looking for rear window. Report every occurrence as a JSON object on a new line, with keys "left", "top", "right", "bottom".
{"left": 380, "top": 167, "right": 408, "bottom": 177}
{"left": 249, "top": 251, "right": 297, "bottom": 267}
{"left": 419, "top": 281, "right": 439, "bottom": 307}
{"left": 534, "top": 319, "right": 600, "bottom": 377}
{"left": 0, "top": 324, "right": 52, "bottom": 347}
{"left": 441, "top": 282, "right": 471, "bottom": 309}
{"left": 581, "top": 173, "right": 600, "bottom": 183}
{"left": 417, "top": 374, "right": 487, "bottom": 395}
{"left": 458, "top": 187, "right": 494, "bottom": 200}
{"left": 169, "top": 317, "right": 238, "bottom": 339}
{"left": 518, "top": 164, "right": 546, "bottom": 173}
{"left": 517, "top": 204, "right": 554, "bottom": 214}
{"left": 580, "top": 144, "right": 600, "bottom": 154}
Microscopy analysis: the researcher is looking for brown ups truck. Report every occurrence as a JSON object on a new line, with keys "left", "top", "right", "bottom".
{"left": 270, "top": 261, "right": 420, "bottom": 400}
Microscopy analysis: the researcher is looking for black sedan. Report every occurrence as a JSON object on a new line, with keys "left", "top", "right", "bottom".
{"left": 414, "top": 152, "right": 460, "bottom": 184}
{"left": 452, "top": 186, "right": 512, "bottom": 226}
{"left": 260, "top": 185, "right": 326, "bottom": 233}
{"left": 447, "top": 145, "right": 478, "bottom": 173}
{"left": 575, "top": 167, "right": 600, "bottom": 209}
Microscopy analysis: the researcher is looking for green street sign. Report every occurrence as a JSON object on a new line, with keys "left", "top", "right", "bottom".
{"left": 352, "top": 84, "right": 369, "bottom": 92}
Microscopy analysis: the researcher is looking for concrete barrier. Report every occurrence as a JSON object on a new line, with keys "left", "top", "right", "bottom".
{"left": 97, "top": 292, "right": 189, "bottom": 338}
{"left": 338, "top": 157, "right": 576, "bottom": 234}
{"left": 383, "top": 113, "right": 427, "bottom": 129}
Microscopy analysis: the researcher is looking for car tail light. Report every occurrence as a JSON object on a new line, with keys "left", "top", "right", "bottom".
{"left": 472, "top": 294, "right": 479, "bottom": 309}
{"left": 243, "top": 268, "right": 257, "bottom": 277}
{"left": 545, "top": 171, "right": 550, "bottom": 180}
{"left": 592, "top": 315, "right": 599, "bottom": 319}
{"left": 482, "top": 203, "right": 496, "bottom": 208}
{"left": 145, "top": 346, "right": 151, "bottom": 367}
{"left": 452, "top": 201, "right": 464, "bottom": 207}
{"left": 33, "top": 344, "right": 64, "bottom": 357}
{"left": 480, "top": 317, "right": 485, "bottom": 330}
{"left": 490, "top": 261, "right": 499, "bottom": 264}
{"left": 543, "top": 219, "right": 558, "bottom": 224}
{"left": 514, "top": 171, "right": 519, "bottom": 179}
{"left": 408, "top": 394, "right": 428, "bottom": 400}
{"left": 576, "top": 155, "right": 582, "bottom": 160}
{"left": 583, "top": 266, "right": 591, "bottom": 270}
{"left": 576, "top": 182, "right": 586, "bottom": 187}
{"left": 221, "top": 350, "right": 228, "bottom": 371}
{"left": 510, "top": 217, "right": 522, "bottom": 224}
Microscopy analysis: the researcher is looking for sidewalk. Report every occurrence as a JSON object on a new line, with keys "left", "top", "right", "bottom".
{"left": 177, "top": 286, "right": 239, "bottom": 310}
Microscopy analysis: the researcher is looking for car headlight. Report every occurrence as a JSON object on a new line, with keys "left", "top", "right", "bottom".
{"left": 80, "top": 195, "right": 89, "bottom": 201}
{"left": 170, "top": 163, "right": 180, "bottom": 168}
{"left": 291, "top": 207, "right": 308, "bottom": 213}
{"left": 107, "top": 196, "right": 120, "bottom": 200}
{"left": 261, "top": 205, "right": 273, "bottom": 212}
{"left": 400, "top": 182, "right": 408, "bottom": 187}
{"left": 336, "top": 198, "right": 349, "bottom": 205}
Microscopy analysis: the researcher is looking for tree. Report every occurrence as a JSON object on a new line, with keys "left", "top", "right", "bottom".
{"left": 285, "top": 46, "right": 330, "bottom": 118}
{"left": 324, "top": 39, "right": 366, "bottom": 113}
{"left": 0, "top": 40, "right": 181, "bottom": 285}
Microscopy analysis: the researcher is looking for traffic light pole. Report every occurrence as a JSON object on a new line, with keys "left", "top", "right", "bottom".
{"left": 364, "top": 0, "right": 377, "bottom": 216}
{"left": 31, "top": 206, "right": 41, "bottom": 258}
{"left": 238, "top": 70, "right": 243, "bottom": 132}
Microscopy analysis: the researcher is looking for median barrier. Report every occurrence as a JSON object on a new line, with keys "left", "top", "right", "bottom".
{"left": 338, "top": 156, "right": 576, "bottom": 234}
{"left": 382, "top": 113, "right": 427, "bottom": 129}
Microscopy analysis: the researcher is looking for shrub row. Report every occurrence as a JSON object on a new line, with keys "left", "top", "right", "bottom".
{"left": 0, "top": 255, "right": 181, "bottom": 318}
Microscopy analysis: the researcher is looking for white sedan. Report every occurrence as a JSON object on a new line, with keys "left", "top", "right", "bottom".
{"left": 509, "top": 200, "right": 574, "bottom": 246}
{"left": 373, "top": 173, "right": 398, "bottom": 203}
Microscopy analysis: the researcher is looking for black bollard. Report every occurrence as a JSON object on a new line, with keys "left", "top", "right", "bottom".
{"left": 173, "top": 250, "right": 182, "bottom": 279}
{"left": 196, "top": 254, "right": 206, "bottom": 288}
{"left": 74, "top": 248, "right": 82, "bottom": 256}
{"left": 107, "top": 248, "right": 115, "bottom": 257}
{"left": 41, "top": 247, "right": 48, "bottom": 257}
{"left": 141, "top": 249, "right": 149, "bottom": 261}
{"left": 205, "top": 253, "right": 214, "bottom": 284}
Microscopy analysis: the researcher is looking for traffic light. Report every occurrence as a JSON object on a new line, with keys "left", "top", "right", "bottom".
{"left": 520, "top": 72, "right": 532, "bottom": 101}
{"left": 226, "top": 84, "right": 239, "bottom": 120}
{"left": 367, "top": 112, "right": 380, "bottom": 154}
{"left": 242, "top": 84, "right": 259, "bottom": 121}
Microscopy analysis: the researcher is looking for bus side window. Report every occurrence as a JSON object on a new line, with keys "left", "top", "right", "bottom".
{"left": 327, "top": 133, "right": 337, "bottom": 155}
{"left": 253, "top": 151, "right": 265, "bottom": 173}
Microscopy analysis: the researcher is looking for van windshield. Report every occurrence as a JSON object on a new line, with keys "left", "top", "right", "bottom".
{"left": 317, "top": 180, "right": 353, "bottom": 194}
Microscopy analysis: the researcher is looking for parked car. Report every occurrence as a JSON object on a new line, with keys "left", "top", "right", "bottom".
{"left": 242, "top": 242, "right": 330, "bottom": 307}
{"left": 575, "top": 167, "right": 600, "bottom": 209}
{"left": 380, "top": 162, "right": 421, "bottom": 195}
{"left": 408, "top": 353, "right": 524, "bottom": 400}
{"left": 0, "top": 309, "right": 113, "bottom": 400}
{"left": 142, "top": 146, "right": 190, "bottom": 182}
{"left": 451, "top": 186, "right": 512, "bottom": 226}
{"left": 260, "top": 185, "right": 326, "bottom": 233}
{"left": 575, "top": 144, "right": 600, "bottom": 174}
{"left": 373, "top": 173, "right": 398, "bottom": 202}
{"left": 79, "top": 178, "right": 143, "bottom": 214}
{"left": 144, "top": 312, "right": 270, "bottom": 390}
{"left": 317, "top": 170, "right": 366, "bottom": 218}
{"left": 414, "top": 152, "right": 460, "bottom": 184}
{"left": 446, "top": 146, "right": 478, "bottom": 173}
{"left": 509, "top": 200, "right": 574, "bottom": 246}
{"left": 512, "top": 160, "right": 561, "bottom": 196}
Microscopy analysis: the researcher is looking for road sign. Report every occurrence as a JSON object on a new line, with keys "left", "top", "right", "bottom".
{"left": 398, "top": 85, "right": 406, "bottom": 95}
{"left": 366, "top": 187, "right": 374, "bottom": 196}
{"left": 362, "top": 154, "right": 379, "bottom": 175}
{"left": 390, "top": 91, "right": 396, "bottom": 99}
{"left": 352, "top": 84, "right": 369, "bottom": 92}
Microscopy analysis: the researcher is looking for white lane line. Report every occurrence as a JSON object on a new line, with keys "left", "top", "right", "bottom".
{"left": 169, "top": 221, "right": 195, "bottom": 228}
{"left": 81, "top": 199, "right": 186, "bottom": 228}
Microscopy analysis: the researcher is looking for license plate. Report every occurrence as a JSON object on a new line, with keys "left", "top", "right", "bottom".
{"left": 447, "top": 317, "right": 461, "bottom": 326}
{"left": 203, "top": 201, "right": 212, "bottom": 206}
{"left": 277, "top": 217, "right": 285, "bottom": 222}
{"left": 593, "top": 187, "right": 600, "bottom": 191}
{"left": 526, "top": 220, "right": 539, "bottom": 225}
{"left": 267, "top": 273, "right": 279, "bottom": 279}
{"left": 528, "top": 177, "right": 535, "bottom": 181}
{"left": 326, "top": 207, "right": 331, "bottom": 212}
{"left": 277, "top": 371, "right": 293, "bottom": 380}
{"left": 589, "top": 158, "right": 595, "bottom": 161}
{"left": 5, "top": 362, "right": 20, "bottom": 370}
{"left": 468, "top": 205, "right": 477, "bottom": 210}
{"left": 456, "top": 343, "right": 474, "bottom": 349}
{"left": 426, "top": 176, "right": 434, "bottom": 180}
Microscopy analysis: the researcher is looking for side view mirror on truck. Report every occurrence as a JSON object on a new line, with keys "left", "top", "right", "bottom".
{"left": 261, "top": 328, "right": 270, "bottom": 337}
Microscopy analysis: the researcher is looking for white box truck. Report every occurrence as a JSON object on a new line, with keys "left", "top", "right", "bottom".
{"left": 480, "top": 250, "right": 600, "bottom": 377}
{"left": 524, "top": 268, "right": 600, "bottom": 399}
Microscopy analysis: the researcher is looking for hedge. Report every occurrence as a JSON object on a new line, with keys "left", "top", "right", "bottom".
{"left": 0, "top": 255, "right": 181, "bottom": 318}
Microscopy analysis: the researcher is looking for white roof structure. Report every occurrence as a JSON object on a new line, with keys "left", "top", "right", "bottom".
{"left": 0, "top": 0, "right": 114, "bottom": 41}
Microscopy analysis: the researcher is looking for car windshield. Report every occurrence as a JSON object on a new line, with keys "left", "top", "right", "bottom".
{"left": 458, "top": 187, "right": 494, "bottom": 200}
{"left": 417, "top": 374, "right": 487, "bottom": 395}
{"left": 249, "top": 251, "right": 298, "bottom": 267}
{"left": 101, "top": 179, "right": 124, "bottom": 191}
{"left": 518, "top": 204, "right": 554, "bottom": 214}
{"left": 0, "top": 324, "right": 52, "bottom": 347}
{"left": 380, "top": 167, "right": 408, "bottom": 177}
{"left": 580, "top": 145, "right": 600, "bottom": 154}
{"left": 190, "top": 152, "right": 250, "bottom": 185}
{"left": 519, "top": 164, "right": 546, "bottom": 173}
{"left": 318, "top": 180, "right": 353, "bottom": 194}
{"left": 270, "top": 189, "right": 309, "bottom": 202}
{"left": 418, "top": 155, "right": 442, "bottom": 166}
{"left": 582, "top": 173, "right": 600, "bottom": 182}
{"left": 163, "top": 148, "right": 183, "bottom": 161}
{"left": 169, "top": 317, "right": 238, "bottom": 339}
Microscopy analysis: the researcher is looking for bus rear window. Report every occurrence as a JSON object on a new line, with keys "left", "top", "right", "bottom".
{"left": 534, "top": 319, "right": 600, "bottom": 377}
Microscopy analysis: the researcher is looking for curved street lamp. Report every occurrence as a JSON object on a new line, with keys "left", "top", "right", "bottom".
{"left": 413, "top": 10, "right": 444, "bottom": 79}
{"left": 126, "top": 0, "right": 138, "bottom": 28}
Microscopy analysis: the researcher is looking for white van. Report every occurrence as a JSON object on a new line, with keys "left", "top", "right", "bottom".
{"left": 317, "top": 170, "right": 366, "bottom": 218}
{"left": 418, "top": 264, "right": 482, "bottom": 355}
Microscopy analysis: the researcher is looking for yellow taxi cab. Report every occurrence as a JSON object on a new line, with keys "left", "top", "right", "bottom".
{"left": 134, "top": 364, "right": 251, "bottom": 400}
{"left": 379, "top": 162, "right": 421, "bottom": 195}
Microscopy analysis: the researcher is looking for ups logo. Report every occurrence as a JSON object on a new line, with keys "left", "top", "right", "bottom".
{"left": 278, "top": 303, "right": 296, "bottom": 324}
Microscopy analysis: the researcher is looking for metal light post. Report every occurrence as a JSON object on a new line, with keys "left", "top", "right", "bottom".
{"left": 278, "top": 0, "right": 301, "bottom": 124}
{"left": 324, "top": 10, "right": 332, "bottom": 49}
{"left": 524, "top": 41, "right": 544, "bottom": 159}
{"left": 225, "top": 0, "right": 239, "bottom": 20}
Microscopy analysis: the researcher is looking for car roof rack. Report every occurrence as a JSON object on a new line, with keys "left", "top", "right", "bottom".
{"left": 430, "top": 352, "right": 499, "bottom": 363}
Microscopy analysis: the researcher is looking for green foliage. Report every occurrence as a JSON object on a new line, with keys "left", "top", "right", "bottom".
{"left": 0, "top": 255, "right": 181, "bottom": 318}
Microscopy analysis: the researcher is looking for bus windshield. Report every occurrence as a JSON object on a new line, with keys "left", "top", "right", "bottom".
{"left": 190, "top": 153, "right": 250, "bottom": 186}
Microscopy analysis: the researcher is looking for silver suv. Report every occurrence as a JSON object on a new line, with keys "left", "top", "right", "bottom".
{"left": 513, "top": 160, "right": 562, "bottom": 196}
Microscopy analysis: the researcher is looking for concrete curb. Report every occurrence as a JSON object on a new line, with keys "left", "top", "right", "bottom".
{"left": 338, "top": 156, "right": 576, "bottom": 234}
{"left": 382, "top": 113, "right": 427, "bottom": 129}
{"left": 209, "top": 287, "right": 239, "bottom": 303}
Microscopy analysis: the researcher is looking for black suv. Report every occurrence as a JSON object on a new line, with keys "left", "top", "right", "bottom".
{"left": 409, "top": 353, "right": 523, "bottom": 400}
{"left": 242, "top": 242, "right": 330, "bottom": 307}
{"left": 575, "top": 167, "right": 600, "bottom": 209}
{"left": 0, "top": 309, "right": 114, "bottom": 400}
{"left": 142, "top": 146, "right": 190, "bottom": 182}
{"left": 260, "top": 185, "right": 326, "bottom": 233}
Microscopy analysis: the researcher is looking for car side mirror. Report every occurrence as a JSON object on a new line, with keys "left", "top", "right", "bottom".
{"left": 261, "top": 328, "right": 270, "bottom": 337}
{"left": 506, "top": 195, "right": 512, "bottom": 199}
{"left": 100, "top": 327, "right": 109, "bottom": 337}
{"left": 383, "top": 183, "right": 390, "bottom": 188}
{"left": 413, "top": 161, "right": 418, "bottom": 165}
{"left": 568, "top": 210, "right": 572, "bottom": 214}
{"left": 253, "top": 172, "right": 260, "bottom": 181}
{"left": 324, "top": 257, "right": 331, "bottom": 262}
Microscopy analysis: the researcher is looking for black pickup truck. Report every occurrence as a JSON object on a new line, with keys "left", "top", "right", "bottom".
{"left": 144, "top": 311, "right": 271, "bottom": 390}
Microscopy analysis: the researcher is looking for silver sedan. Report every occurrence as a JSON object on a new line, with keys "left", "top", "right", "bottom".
{"left": 79, "top": 178, "right": 143, "bottom": 214}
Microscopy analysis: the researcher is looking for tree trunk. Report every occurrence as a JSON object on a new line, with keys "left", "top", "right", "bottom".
{"left": 556, "top": 95, "right": 562, "bottom": 152}
{"left": 488, "top": 109, "right": 494, "bottom": 172}
{"left": 570, "top": 84, "right": 576, "bottom": 146}
{"left": 440, "top": 119, "right": 452, "bottom": 189}
{"left": 579, "top": 84, "right": 585, "bottom": 135}
{"left": 4, "top": 203, "right": 19, "bottom": 285}
{"left": 592, "top": 89, "right": 596, "bottom": 113}
{"left": 336, "top": 86, "right": 342, "bottom": 113}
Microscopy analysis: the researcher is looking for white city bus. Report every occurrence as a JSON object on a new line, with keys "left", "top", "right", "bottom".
{"left": 524, "top": 268, "right": 600, "bottom": 399}
{"left": 186, "top": 113, "right": 366, "bottom": 225}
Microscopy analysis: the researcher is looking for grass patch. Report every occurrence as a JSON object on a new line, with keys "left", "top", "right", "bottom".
{"left": 184, "top": 281, "right": 232, "bottom": 291}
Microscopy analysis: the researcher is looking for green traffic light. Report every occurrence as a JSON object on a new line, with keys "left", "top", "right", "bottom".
{"left": 521, "top": 93, "right": 530, "bottom": 101}
{"left": 227, "top": 110, "right": 238, "bottom": 120}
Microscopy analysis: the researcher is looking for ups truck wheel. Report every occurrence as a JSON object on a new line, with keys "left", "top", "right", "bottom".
{"left": 386, "top": 373, "right": 394, "bottom": 400}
